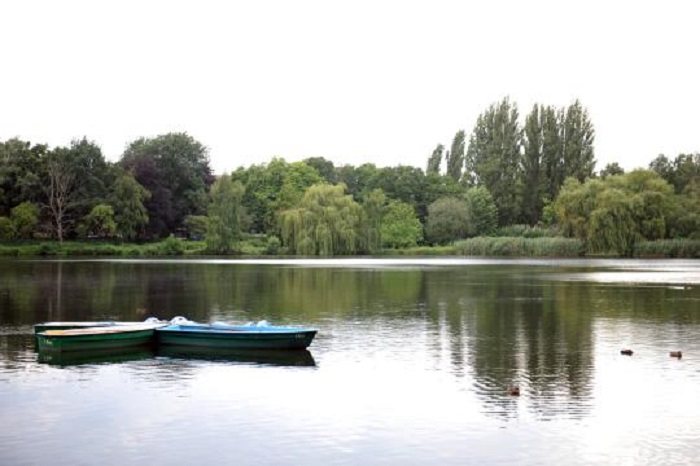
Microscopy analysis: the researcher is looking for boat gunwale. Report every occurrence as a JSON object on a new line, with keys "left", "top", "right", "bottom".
{"left": 158, "top": 325, "right": 318, "bottom": 335}
{"left": 38, "top": 324, "right": 166, "bottom": 338}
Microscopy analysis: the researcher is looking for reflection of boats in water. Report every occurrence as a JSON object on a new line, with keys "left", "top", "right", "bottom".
{"left": 37, "top": 346, "right": 156, "bottom": 367}
{"left": 156, "top": 345, "right": 316, "bottom": 367}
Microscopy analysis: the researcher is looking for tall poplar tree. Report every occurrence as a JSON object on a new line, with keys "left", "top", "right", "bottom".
{"left": 426, "top": 144, "right": 444, "bottom": 175}
{"left": 446, "top": 131, "right": 465, "bottom": 182}
{"left": 541, "top": 106, "right": 563, "bottom": 200}
{"left": 465, "top": 97, "right": 522, "bottom": 225}
{"left": 562, "top": 100, "right": 596, "bottom": 182}
{"left": 521, "top": 104, "right": 544, "bottom": 224}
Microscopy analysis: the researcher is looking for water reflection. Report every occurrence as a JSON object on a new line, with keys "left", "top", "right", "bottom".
{"left": 1, "top": 258, "right": 699, "bottom": 425}
{"left": 157, "top": 346, "right": 316, "bottom": 367}
{"left": 421, "top": 268, "right": 596, "bottom": 420}
{"left": 37, "top": 347, "right": 156, "bottom": 367}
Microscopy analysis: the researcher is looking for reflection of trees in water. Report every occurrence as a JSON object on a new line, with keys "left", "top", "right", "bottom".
{"left": 0, "top": 334, "right": 37, "bottom": 368}
{"left": 203, "top": 266, "right": 425, "bottom": 323}
{"left": 423, "top": 268, "right": 596, "bottom": 421}
{"left": 3, "top": 260, "right": 700, "bottom": 414}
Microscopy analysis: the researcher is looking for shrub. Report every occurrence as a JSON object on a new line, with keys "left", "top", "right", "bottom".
{"left": 265, "top": 236, "right": 281, "bottom": 255}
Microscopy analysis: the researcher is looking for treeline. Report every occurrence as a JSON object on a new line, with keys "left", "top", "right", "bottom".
{"left": 0, "top": 133, "right": 212, "bottom": 242}
{"left": 1, "top": 98, "right": 698, "bottom": 256}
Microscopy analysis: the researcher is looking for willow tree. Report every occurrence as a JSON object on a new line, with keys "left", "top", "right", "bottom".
{"left": 362, "top": 189, "right": 386, "bottom": 254}
{"left": 554, "top": 170, "right": 673, "bottom": 256}
{"left": 279, "top": 183, "right": 363, "bottom": 256}
{"left": 206, "top": 175, "right": 246, "bottom": 253}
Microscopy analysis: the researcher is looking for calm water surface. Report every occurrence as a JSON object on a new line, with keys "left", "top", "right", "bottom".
{"left": 1, "top": 258, "right": 699, "bottom": 465}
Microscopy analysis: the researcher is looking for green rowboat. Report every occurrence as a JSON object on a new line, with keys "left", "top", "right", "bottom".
{"left": 34, "top": 318, "right": 164, "bottom": 334}
{"left": 36, "top": 323, "right": 166, "bottom": 353}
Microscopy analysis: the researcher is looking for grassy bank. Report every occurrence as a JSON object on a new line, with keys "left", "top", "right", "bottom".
{"left": 0, "top": 237, "right": 205, "bottom": 257}
{"left": 1, "top": 237, "right": 698, "bottom": 258}
{"left": 454, "top": 236, "right": 585, "bottom": 257}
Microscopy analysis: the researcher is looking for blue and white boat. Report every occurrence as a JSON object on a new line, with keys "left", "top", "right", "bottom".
{"left": 155, "top": 317, "right": 318, "bottom": 350}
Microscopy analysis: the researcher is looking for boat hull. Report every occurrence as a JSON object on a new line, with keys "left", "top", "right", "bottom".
{"left": 156, "top": 326, "right": 317, "bottom": 350}
{"left": 36, "top": 325, "right": 161, "bottom": 353}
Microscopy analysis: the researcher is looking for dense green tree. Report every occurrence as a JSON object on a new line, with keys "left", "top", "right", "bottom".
{"left": 303, "top": 157, "right": 337, "bottom": 184}
{"left": 649, "top": 154, "right": 674, "bottom": 186}
{"left": 183, "top": 215, "right": 208, "bottom": 240}
{"left": 599, "top": 162, "right": 625, "bottom": 178}
{"left": 109, "top": 171, "right": 150, "bottom": 240}
{"left": 276, "top": 161, "right": 323, "bottom": 212}
{"left": 422, "top": 172, "right": 466, "bottom": 221}
{"left": 673, "top": 153, "right": 700, "bottom": 193}
{"left": 67, "top": 137, "right": 112, "bottom": 220}
{"left": 425, "top": 197, "right": 472, "bottom": 245}
{"left": 78, "top": 204, "right": 117, "bottom": 239}
{"left": 447, "top": 131, "right": 465, "bottom": 182}
{"left": 121, "top": 132, "right": 213, "bottom": 237}
{"left": 0, "top": 217, "right": 13, "bottom": 240}
{"left": 10, "top": 202, "right": 39, "bottom": 239}
{"left": 374, "top": 166, "right": 424, "bottom": 209}
{"left": 426, "top": 144, "right": 444, "bottom": 175}
{"left": 649, "top": 153, "right": 700, "bottom": 195}
{"left": 381, "top": 200, "right": 423, "bottom": 249}
{"left": 0, "top": 139, "right": 47, "bottom": 216}
{"left": 232, "top": 158, "right": 321, "bottom": 234}
{"left": 335, "top": 163, "right": 381, "bottom": 201}
{"left": 206, "top": 175, "right": 246, "bottom": 253}
{"left": 465, "top": 186, "right": 498, "bottom": 236}
{"left": 668, "top": 179, "right": 700, "bottom": 238}
{"left": 465, "top": 97, "right": 522, "bottom": 225}
{"left": 279, "top": 183, "right": 363, "bottom": 256}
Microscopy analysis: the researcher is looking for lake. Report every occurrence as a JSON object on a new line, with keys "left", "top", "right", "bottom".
{"left": 1, "top": 258, "right": 699, "bottom": 465}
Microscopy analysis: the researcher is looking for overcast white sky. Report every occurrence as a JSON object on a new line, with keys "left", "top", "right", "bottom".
{"left": 1, "top": 0, "right": 698, "bottom": 175}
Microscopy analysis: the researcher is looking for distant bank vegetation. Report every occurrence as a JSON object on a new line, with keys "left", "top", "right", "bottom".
{"left": 1, "top": 98, "right": 698, "bottom": 257}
